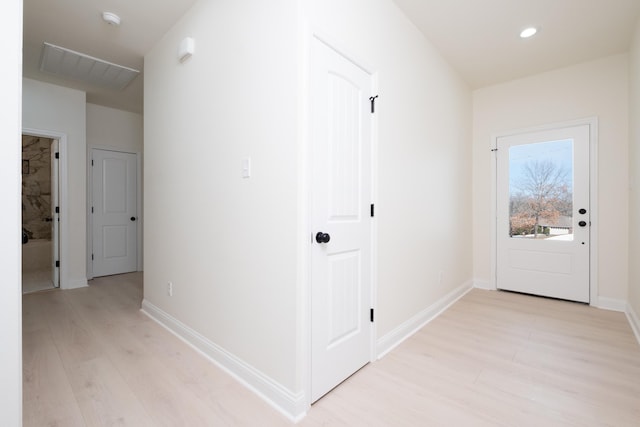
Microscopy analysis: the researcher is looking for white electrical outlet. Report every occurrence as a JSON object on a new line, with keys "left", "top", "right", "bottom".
{"left": 167, "top": 281, "right": 173, "bottom": 297}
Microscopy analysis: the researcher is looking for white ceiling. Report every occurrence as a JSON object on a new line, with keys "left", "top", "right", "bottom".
{"left": 392, "top": 0, "right": 640, "bottom": 88}
{"left": 23, "top": 0, "right": 640, "bottom": 114}
{"left": 23, "top": 0, "right": 198, "bottom": 114}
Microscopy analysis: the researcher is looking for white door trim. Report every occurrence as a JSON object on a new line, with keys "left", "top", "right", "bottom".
{"left": 490, "top": 117, "right": 599, "bottom": 305}
{"left": 303, "top": 31, "right": 379, "bottom": 409}
{"left": 51, "top": 138, "right": 60, "bottom": 288}
{"left": 22, "top": 127, "right": 69, "bottom": 289}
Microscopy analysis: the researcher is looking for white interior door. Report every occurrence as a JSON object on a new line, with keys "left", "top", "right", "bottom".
{"left": 92, "top": 149, "right": 137, "bottom": 277}
{"left": 496, "top": 124, "right": 590, "bottom": 302}
{"left": 51, "top": 139, "right": 59, "bottom": 288}
{"left": 311, "top": 38, "right": 373, "bottom": 402}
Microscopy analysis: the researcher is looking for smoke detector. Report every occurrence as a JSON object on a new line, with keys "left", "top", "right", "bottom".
{"left": 102, "top": 12, "right": 121, "bottom": 26}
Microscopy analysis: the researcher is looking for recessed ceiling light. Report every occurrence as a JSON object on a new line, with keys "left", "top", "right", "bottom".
{"left": 102, "top": 12, "right": 121, "bottom": 27}
{"left": 520, "top": 27, "right": 538, "bottom": 38}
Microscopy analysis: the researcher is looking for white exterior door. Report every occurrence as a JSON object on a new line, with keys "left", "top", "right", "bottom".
{"left": 311, "top": 38, "right": 373, "bottom": 402}
{"left": 496, "top": 124, "right": 590, "bottom": 302}
{"left": 92, "top": 149, "right": 137, "bottom": 277}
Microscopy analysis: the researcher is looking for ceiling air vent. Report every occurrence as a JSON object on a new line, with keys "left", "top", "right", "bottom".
{"left": 39, "top": 42, "right": 139, "bottom": 91}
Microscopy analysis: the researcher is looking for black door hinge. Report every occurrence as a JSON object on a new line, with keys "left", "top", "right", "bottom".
{"left": 370, "top": 308, "right": 374, "bottom": 322}
{"left": 91, "top": 254, "right": 94, "bottom": 261}
{"left": 55, "top": 260, "right": 60, "bottom": 268}
{"left": 55, "top": 152, "right": 59, "bottom": 159}
{"left": 369, "top": 95, "right": 379, "bottom": 113}
{"left": 55, "top": 206, "right": 59, "bottom": 214}
{"left": 370, "top": 204, "right": 375, "bottom": 218}
{"left": 91, "top": 159, "right": 94, "bottom": 166}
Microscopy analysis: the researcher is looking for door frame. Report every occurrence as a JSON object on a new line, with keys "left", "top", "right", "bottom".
{"left": 87, "top": 147, "right": 142, "bottom": 279}
{"left": 22, "top": 127, "right": 68, "bottom": 289}
{"left": 302, "top": 32, "right": 379, "bottom": 410}
{"left": 51, "top": 138, "right": 60, "bottom": 288}
{"left": 490, "top": 117, "right": 599, "bottom": 305}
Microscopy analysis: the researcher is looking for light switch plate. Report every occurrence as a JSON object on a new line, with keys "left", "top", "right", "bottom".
{"left": 242, "top": 157, "right": 251, "bottom": 178}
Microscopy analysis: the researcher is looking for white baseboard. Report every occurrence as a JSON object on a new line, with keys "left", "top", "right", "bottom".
{"left": 64, "top": 278, "right": 88, "bottom": 290}
{"left": 595, "top": 297, "right": 627, "bottom": 312}
{"left": 376, "top": 280, "right": 473, "bottom": 359}
{"left": 626, "top": 303, "right": 640, "bottom": 346}
{"left": 140, "top": 300, "right": 306, "bottom": 422}
{"left": 473, "top": 279, "right": 494, "bottom": 290}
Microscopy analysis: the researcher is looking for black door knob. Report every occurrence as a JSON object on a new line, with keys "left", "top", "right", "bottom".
{"left": 579, "top": 208, "right": 587, "bottom": 215}
{"left": 578, "top": 221, "right": 587, "bottom": 227}
{"left": 315, "top": 232, "right": 330, "bottom": 244}
{"left": 130, "top": 217, "right": 137, "bottom": 221}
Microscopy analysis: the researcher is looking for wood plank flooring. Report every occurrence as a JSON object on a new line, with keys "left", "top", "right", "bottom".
{"left": 23, "top": 273, "right": 640, "bottom": 426}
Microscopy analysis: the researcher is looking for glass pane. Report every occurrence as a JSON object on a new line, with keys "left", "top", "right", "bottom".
{"left": 509, "top": 139, "right": 573, "bottom": 240}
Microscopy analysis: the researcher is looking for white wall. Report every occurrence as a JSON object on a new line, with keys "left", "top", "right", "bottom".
{"left": 87, "top": 103, "right": 143, "bottom": 152}
{"left": 86, "top": 103, "right": 144, "bottom": 273}
{"left": 0, "top": 1, "right": 22, "bottom": 424}
{"left": 629, "top": 19, "right": 640, "bottom": 319}
{"left": 473, "top": 54, "right": 630, "bottom": 302}
{"left": 22, "top": 78, "right": 87, "bottom": 289}
{"left": 145, "top": 0, "right": 472, "bottom": 418}
{"left": 304, "top": 0, "right": 473, "bottom": 341}
{"left": 144, "top": 0, "right": 300, "bottom": 394}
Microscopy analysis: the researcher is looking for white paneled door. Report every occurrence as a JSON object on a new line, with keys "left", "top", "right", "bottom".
{"left": 311, "top": 38, "right": 374, "bottom": 402}
{"left": 496, "top": 124, "right": 590, "bottom": 302}
{"left": 92, "top": 149, "right": 137, "bottom": 277}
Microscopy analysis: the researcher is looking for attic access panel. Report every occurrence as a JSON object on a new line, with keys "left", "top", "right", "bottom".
{"left": 40, "top": 42, "right": 139, "bottom": 91}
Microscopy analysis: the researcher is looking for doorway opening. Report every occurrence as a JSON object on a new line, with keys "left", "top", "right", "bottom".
{"left": 21, "top": 134, "right": 60, "bottom": 293}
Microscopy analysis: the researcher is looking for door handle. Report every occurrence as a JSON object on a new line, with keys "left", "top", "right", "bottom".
{"left": 578, "top": 208, "right": 587, "bottom": 215}
{"left": 578, "top": 221, "right": 587, "bottom": 227}
{"left": 315, "top": 232, "right": 330, "bottom": 244}
{"left": 130, "top": 217, "right": 137, "bottom": 221}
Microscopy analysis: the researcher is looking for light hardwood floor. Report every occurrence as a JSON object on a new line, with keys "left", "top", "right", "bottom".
{"left": 23, "top": 273, "right": 640, "bottom": 426}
